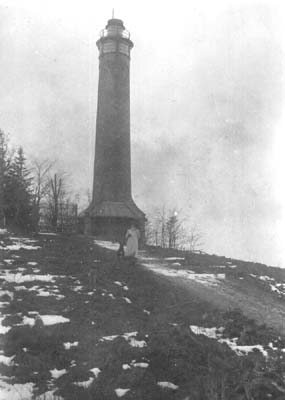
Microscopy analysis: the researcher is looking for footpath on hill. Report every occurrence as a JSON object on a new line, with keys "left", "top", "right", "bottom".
{"left": 139, "top": 247, "right": 285, "bottom": 335}
{"left": 0, "top": 232, "right": 285, "bottom": 400}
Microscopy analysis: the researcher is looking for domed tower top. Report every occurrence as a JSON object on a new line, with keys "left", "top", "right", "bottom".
{"left": 105, "top": 19, "right": 128, "bottom": 37}
{"left": 97, "top": 18, "right": 133, "bottom": 57}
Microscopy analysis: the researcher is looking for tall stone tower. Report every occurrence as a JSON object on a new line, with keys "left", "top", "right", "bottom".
{"left": 83, "top": 18, "right": 145, "bottom": 240}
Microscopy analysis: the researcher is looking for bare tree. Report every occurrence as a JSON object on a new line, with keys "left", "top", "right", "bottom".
{"left": 146, "top": 206, "right": 184, "bottom": 249}
{"left": 150, "top": 206, "right": 167, "bottom": 248}
{"left": 146, "top": 206, "right": 204, "bottom": 252}
{"left": 145, "top": 219, "right": 155, "bottom": 245}
{"left": 187, "top": 225, "right": 204, "bottom": 252}
{"left": 153, "top": 209, "right": 162, "bottom": 247}
{"left": 46, "top": 172, "right": 67, "bottom": 231}
{"left": 160, "top": 206, "right": 167, "bottom": 248}
{"left": 31, "top": 159, "right": 53, "bottom": 232}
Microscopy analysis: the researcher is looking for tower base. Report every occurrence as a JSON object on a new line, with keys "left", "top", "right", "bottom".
{"left": 79, "top": 200, "right": 145, "bottom": 243}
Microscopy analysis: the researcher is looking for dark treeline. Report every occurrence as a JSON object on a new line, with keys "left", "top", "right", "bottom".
{"left": 0, "top": 130, "right": 32, "bottom": 230}
{"left": 0, "top": 129, "right": 77, "bottom": 233}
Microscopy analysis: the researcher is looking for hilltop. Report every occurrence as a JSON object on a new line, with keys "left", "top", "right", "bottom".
{"left": 0, "top": 231, "right": 285, "bottom": 399}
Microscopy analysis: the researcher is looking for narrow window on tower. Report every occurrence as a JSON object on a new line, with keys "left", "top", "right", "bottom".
{"left": 119, "top": 43, "right": 129, "bottom": 56}
{"left": 103, "top": 41, "right": 116, "bottom": 53}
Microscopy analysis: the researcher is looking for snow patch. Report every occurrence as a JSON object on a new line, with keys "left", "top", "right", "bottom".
{"left": 190, "top": 325, "right": 268, "bottom": 357}
{"left": 0, "top": 242, "right": 41, "bottom": 251}
{"left": 0, "top": 317, "right": 11, "bottom": 334}
{"left": 132, "top": 361, "right": 149, "bottom": 368}
{"left": 63, "top": 341, "right": 78, "bottom": 350}
{"left": 157, "top": 381, "right": 178, "bottom": 390}
{"left": 114, "top": 282, "right": 129, "bottom": 291}
{"left": 123, "top": 297, "right": 132, "bottom": 304}
{"left": 37, "top": 290, "right": 50, "bottom": 297}
{"left": 21, "top": 314, "right": 69, "bottom": 326}
{"left": 100, "top": 335, "right": 119, "bottom": 342}
{"left": 0, "top": 381, "right": 34, "bottom": 399}
{"left": 0, "top": 290, "right": 14, "bottom": 300}
{"left": 260, "top": 275, "right": 274, "bottom": 282}
{"left": 74, "top": 377, "right": 94, "bottom": 388}
{"left": 270, "top": 284, "right": 284, "bottom": 295}
{"left": 94, "top": 240, "right": 119, "bottom": 251}
{"left": 144, "top": 264, "right": 225, "bottom": 286}
{"left": 100, "top": 332, "right": 147, "bottom": 348}
{"left": 122, "top": 361, "right": 149, "bottom": 369}
{"left": 0, "top": 353, "right": 14, "bottom": 366}
{"left": 39, "top": 232, "right": 58, "bottom": 236}
{"left": 14, "top": 285, "right": 27, "bottom": 291}
{"left": 127, "top": 337, "right": 147, "bottom": 348}
{"left": 219, "top": 337, "right": 268, "bottom": 357}
{"left": 250, "top": 275, "right": 285, "bottom": 295}
{"left": 0, "top": 271, "right": 55, "bottom": 284}
{"left": 115, "top": 388, "right": 130, "bottom": 397}
{"left": 90, "top": 367, "right": 101, "bottom": 378}
{"left": 190, "top": 325, "right": 218, "bottom": 339}
{"left": 50, "top": 368, "right": 67, "bottom": 379}
{"left": 4, "top": 259, "right": 14, "bottom": 265}
{"left": 122, "top": 331, "right": 138, "bottom": 339}
{"left": 34, "top": 390, "right": 64, "bottom": 400}
{"left": 38, "top": 315, "right": 70, "bottom": 326}
{"left": 73, "top": 286, "right": 83, "bottom": 292}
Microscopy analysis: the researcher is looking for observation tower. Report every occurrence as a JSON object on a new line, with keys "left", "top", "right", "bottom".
{"left": 82, "top": 18, "right": 145, "bottom": 240}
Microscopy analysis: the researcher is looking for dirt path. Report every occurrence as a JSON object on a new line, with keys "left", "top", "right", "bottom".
{"left": 140, "top": 260, "right": 285, "bottom": 335}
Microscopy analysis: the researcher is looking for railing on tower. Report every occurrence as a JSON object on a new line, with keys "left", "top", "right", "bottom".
{"left": 99, "top": 27, "right": 130, "bottom": 40}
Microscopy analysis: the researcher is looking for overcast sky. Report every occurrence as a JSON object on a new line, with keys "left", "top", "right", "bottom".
{"left": 1, "top": 0, "right": 284, "bottom": 266}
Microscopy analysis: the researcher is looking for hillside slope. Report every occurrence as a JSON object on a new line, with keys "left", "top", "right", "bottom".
{"left": 0, "top": 231, "right": 285, "bottom": 399}
{"left": 139, "top": 246, "right": 285, "bottom": 334}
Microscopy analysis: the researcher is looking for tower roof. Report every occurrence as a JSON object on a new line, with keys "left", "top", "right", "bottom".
{"left": 83, "top": 201, "right": 145, "bottom": 220}
{"left": 106, "top": 18, "right": 125, "bottom": 28}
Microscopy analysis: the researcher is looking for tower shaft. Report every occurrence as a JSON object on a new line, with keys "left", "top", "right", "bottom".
{"left": 93, "top": 49, "right": 131, "bottom": 203}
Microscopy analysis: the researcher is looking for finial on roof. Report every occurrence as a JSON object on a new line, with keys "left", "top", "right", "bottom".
{"left": 112, "top": 8, "right": 115, "bottom": 19}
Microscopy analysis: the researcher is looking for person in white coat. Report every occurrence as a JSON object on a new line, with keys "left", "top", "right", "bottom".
{"left": 125, "top": 224, "right": 140, "bottom": 258}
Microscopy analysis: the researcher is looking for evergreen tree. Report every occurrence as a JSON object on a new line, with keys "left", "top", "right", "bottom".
{"left": 5, "top": 147, "right": 33, "bottom": 230}
{"left": 0, "top": 129, "right": 14, "bottom": 228}
{"left": 0, "top": 130, "right": 7, "bottom": 227}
